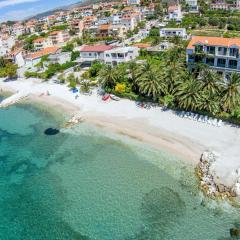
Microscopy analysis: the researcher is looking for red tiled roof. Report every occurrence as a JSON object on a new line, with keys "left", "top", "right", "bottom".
{"left": 99, "top": 24, "right": 109, "bottom": 31}
{"left": 33, "top": 37, "right": 47, "bottom": 43}
{"left": 133, "top": 43, "right": 151, "bottom": 49}
{"left": 80, "top": 45, "right": 115, "bottom": 52}
{"left": 29, "top": 46, "right": 60, "bottom": 60}
{"left": 187, "top": 36, "right": 240, "bottom": 49}
{"left": 49, "top": 30, "right": 62, "bottom": 35}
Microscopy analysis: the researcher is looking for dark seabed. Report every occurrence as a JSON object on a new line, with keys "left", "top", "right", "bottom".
{"left": 0, "top": 95, "right": 239, "bottom": 240}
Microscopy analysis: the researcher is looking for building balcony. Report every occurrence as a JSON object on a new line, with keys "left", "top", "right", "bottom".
{"left": 217, "top": 63, "right": 226, "bottom": 68}
{"left": 228, "top": 64, "right": 238, "bottom": 69}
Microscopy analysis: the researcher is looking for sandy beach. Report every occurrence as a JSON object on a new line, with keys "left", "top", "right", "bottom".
{"left": 0, "top": 78, "right": 239, "bottom": 188}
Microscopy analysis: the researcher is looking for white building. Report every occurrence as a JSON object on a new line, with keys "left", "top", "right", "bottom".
{"left": 25, "top": 47, "right": 61, "bottom": 67}
{"left": 186, "top": 0, "right": 199, "bottom": 12}
{"left": 186, "top": 36, "right": 240, "bottom": 78}
{"left": 49, "top": 30, "right": 70, "bottom": 46}
{"left": 166, "top": 5, "right": 183, "bottom": 22}
{"left": 33, "top": 37, "right": 53, "bottom": 51}
{"left": 0, "top": 36, "right": 15, "bottom": 56}
{"left": 160, "top": 28, "right": 188, "bottom": 39}
{"left": 104, "top": 46, "right": 139, "bottom": 65}
{"left": 48, "top": 52, "right": 71, "bottom": 65}
{"left": 127, "top": 0, "right": 141, "bottom": 5}
{"left": 77, "top": 45, "right": 116, "bottom": 64}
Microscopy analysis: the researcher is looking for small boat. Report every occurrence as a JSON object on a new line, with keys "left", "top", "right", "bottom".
{"left": 110, "top": 94, "right": 120, "bottom": 101}
{"left": 102, "top": 94, "right": 110, "bottom": 101}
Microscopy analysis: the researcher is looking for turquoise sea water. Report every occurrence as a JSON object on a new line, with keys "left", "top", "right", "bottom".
{"left": 0, "top": 95, "right": 240, "bottom": 240}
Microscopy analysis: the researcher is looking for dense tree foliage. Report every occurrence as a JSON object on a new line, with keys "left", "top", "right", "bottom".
{"left": 98, "top": 46, "right": 240, "bottom": 124}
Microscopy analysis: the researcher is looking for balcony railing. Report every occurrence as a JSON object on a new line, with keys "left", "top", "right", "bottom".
{"left": 217, "top": 63, "right": 226, "bottom": 68}
{"left": 228, "top": 64, "right": 238, "bottom": 69}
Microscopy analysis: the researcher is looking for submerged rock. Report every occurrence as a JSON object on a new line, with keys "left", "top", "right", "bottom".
{"left": 44, "top": 128, "right": 60, "bottom": 136}
{"left": 230, "top": 228, "right": 240, "bottom": 238}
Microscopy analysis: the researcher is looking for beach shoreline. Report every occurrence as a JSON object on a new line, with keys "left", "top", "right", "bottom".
{"left": 0, "top": 78, "right": 239, "bottom": 189}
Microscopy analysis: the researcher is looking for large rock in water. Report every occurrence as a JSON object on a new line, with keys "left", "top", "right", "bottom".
{"left": 44, "top": 128, "right": 60, "bottom": 136}
{"left": 230, "top": 228, "right": 240, "bottom": 238}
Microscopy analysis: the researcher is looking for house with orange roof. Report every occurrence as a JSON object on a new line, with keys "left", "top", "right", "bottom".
{"left": 77, "top": 44, "right": 116, "bottom": 64}
{"left": 33, "top": 37, "right": 53, "bottom": 51}
{"left": 98, "top": 24, "right": 110, "bottom": 38}
{"left": 83, "top": 16, "right": 97, "bottom": 28}
{"left": 48, "top": 30, "right": 70, "bottom": 45}
{"left": 186, "top": 36, "right": 240, "bottom": 77}
{"left": 122, "top": 14, "right": 138, "bottom": 31}
{"left": 165, "top": 4, "right": 183, "bottom": 22}
{"left": 25, "top": 46, "right": 61, "bottom": 67}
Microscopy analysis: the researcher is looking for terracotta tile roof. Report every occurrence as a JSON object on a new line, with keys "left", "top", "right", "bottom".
{"left": 80, "top": 45, "right": 115, "bottom": 52}
{"left": 29, "top": 46, "right": 60, "bottom": 60}
{"left": 187, "top": 36, "right": 240, "bottom": 49}
{"left": 33, "top": 37, "right": 47, "bottom": 43}
{"left": 133, "top": 43, "right": 151, "bottom": 49}
{"left": 168, "top": 5, "right": 178, "bottom": 12}
{"left": 99, "top": 24, "right": 109, "bottom": 31}
{"left": 49, "top": 30, "right": 62, "bottom": 35}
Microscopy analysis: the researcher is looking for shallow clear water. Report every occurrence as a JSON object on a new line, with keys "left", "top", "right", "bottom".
{"left": 0, "top": 95, "right": 239, "bottom": 240}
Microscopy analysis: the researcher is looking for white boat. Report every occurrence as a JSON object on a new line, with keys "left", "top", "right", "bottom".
{"left": 110, "top": 94, "right": 120, "bottom": 101}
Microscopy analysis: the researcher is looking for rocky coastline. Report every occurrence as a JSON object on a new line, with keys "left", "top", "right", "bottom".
{"left": 196, "top": 151, "right": 239, "bottom": 201}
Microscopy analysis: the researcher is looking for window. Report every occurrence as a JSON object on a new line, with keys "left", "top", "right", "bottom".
{"left": 228, "top": 59, "right": 238, "bottom": 69}
{"left": 217, "top": 58, "right": 226, "bottom": 67}
{"left": 218, "top": 47, "right": 227, "bottom": 55}
{"left": 229, "top": 48, "right": 239, "bottom": 57}
{"left": 206, "top": 57, "right": 215, "bottom": 66}
{"left": 118, "top": 53, "right": 124, "bottom": 58}
{"left": 206, "top": 46, "right": 215, "bottom": 54}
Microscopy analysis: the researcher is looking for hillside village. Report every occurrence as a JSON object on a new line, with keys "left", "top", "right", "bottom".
{"left": 1, "top": 0, "right": 240, "bottom": 124}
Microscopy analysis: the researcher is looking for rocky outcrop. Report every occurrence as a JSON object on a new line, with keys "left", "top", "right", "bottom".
{"left": 196, "top": 151, "right": 238, "bottom": 200}
{"left": 65, "top": 115, "right": 84, "bottom": 127}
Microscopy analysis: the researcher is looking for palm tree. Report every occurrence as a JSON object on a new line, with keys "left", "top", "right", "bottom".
{"left": 199, "top": 68, "right": 222, "bottom": 96}
{"left": 162, "top": 63, "right": 185, "bottom": 94}
{"left": 174, "top": 74, "right": 202, "bottom": 111}
{"left": 98, "top": 65, "right": 117, "bottom": 90}
{"left": 197, "top": 93, "right": 220, "bottom": 115}
{"left": 136, "top": 65, "right": 165, "bottom": 101}
{"left": 165, "top": 46, "right": 185, "bottom": 69}
{"left": 220, "top": 73, "right": 240, "bottom": 113}
{"left": 127, "top": 61, "right": 141, "bottom": 92}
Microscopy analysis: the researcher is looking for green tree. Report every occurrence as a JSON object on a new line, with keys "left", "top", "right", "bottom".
{"left": 175, "top": 74, "right": 202, "bottom": 111}
{"left": 98, "top": 65, "right": 118, "bottom": 90}
{"left": 221, "top": 73, "right": 240, "bottom": 113}
{"left": 137, "top": 64, "right": 165, "bottom": 100}
{"left": 199, "top": 68, "right": 222, "bottom": 96}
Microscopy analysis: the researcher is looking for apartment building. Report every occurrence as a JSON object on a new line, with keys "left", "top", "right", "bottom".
{"left": 160, "top": 28, "right": 188, "bottom": 39}
{"left": 33, "top": 37, "right": 53, "bottom": 51}
{"left": 186, "top": 36, "right": 240, "bottom": 77}
{"left": 78, "top": 45, "right": 116, "bottom": 64}
{"left": 0, "top": 35, "right": 15, "bottom": 56}
{"left": 49, "top": 30, "right": 70, "bottom": 45}
{"left": 166, "top": 4, "right": 183, "bottom": 22}
{"left": 210, "top": 0, "right": 240, "bottom": 10}
{"left": 25, "top": 46, "right": 61, "bottom": 67}
{"left": 186, "top": 0, "right": 199, "bottom": 12}
{"left": 104, "top": 46, "right": 139, "bottom": 65}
